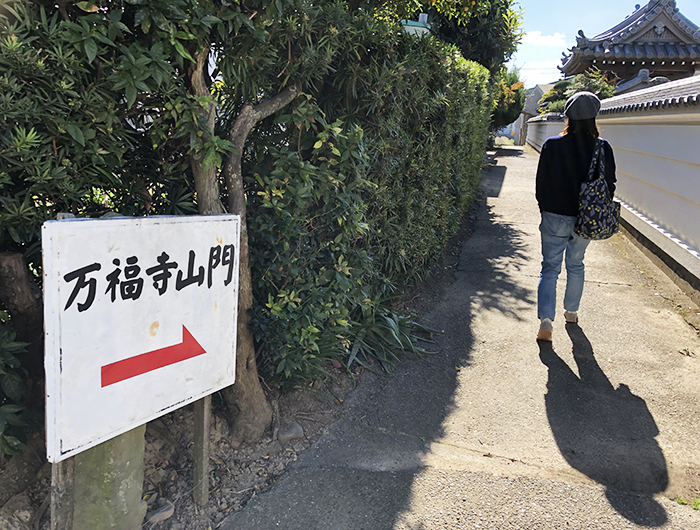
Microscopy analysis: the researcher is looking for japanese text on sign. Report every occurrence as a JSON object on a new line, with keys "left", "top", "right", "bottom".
{"left": 63, "top": 244, "right": 236, "bottom": 312}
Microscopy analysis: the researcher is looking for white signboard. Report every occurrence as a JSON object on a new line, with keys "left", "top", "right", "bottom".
{"left": 42, "top": 215, "right": 240, "bottom": 463}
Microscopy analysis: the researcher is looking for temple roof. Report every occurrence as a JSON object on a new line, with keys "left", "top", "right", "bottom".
{"left": 560, "top": 0, "right": 700, "bottom": 78}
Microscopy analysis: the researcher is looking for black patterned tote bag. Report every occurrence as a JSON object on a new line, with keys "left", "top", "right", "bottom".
{"left": 574, "top": 139, "right": 620, "bottom": 240}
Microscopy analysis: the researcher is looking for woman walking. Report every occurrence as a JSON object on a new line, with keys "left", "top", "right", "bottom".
{"left": 535, "top": 91, "right": 617, "bottom": 341}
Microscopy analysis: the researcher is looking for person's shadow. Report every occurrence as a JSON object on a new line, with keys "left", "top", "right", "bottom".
{"left": 539, "top": 324, "right": 669, "bottom": 527}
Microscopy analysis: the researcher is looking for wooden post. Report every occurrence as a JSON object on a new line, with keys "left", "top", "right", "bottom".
{"left": 193, "top": 395, "right": 211, "bottom": 506}
{"left": 191, "top": 208, "right": 215, "bottom": 508}
{"left": 50, "top": 458, "right": 75, "bottom": 530}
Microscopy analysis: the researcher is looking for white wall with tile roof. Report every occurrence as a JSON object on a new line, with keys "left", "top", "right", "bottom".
{"left": 596, "top": 102, "right": 700, "bottom": 256}
{"left": 526, "top": 92, "right": 700, "bottom": 280}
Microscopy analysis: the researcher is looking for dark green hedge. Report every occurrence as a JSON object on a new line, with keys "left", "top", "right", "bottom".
{"left": 358, "top": 36, "right": 491, "bottom": 285}
{"left": 0, "top": 0, "right": 492, "bottom": 455}
{"left": 0, "top": 2, "right": 491, "bottom": 396}
{"left": 244, "top": 14, "right": 491, "bottom": 385}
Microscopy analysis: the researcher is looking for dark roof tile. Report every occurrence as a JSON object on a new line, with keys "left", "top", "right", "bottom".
{"left": 560, "top": 1, "right": 700, "bottom": 75}
{"left": 600, "top": 75, "right": 700, "bottom": 114}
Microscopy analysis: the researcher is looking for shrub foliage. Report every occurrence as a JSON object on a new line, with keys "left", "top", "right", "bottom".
{"left": 243, "top": 18, "right": 492, "bottom": 385}
{"left": 491, "top": 67, "right": 526, "bottom": 131}
{"left": 538, "top": 71, "right": 616, "bottom": 115}
{"left": 0, "top": 0, "right": 496, "bottom": 446}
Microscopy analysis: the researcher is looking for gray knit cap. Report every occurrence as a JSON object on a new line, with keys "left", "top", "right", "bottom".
{"left": 564, "top": 91, "right": 601, "bottom": 120}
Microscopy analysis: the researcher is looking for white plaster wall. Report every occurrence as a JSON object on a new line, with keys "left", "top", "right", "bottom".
{"left": 597, "top": 111, "right": 700, "bottom": 253}
{"left": 525, "top": 119, "right": 565, "bottom": 151}
{"left": 525, "top": 109, "right": 700, "bottom": 258}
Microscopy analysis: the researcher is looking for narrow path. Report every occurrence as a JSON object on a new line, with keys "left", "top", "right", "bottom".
{"left": 223, "top": 146, "right": 700, "bottom": 529}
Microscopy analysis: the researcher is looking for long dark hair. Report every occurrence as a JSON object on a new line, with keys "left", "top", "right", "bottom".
{"left": 563, "top": 118, "right": 599, "bottom": 138}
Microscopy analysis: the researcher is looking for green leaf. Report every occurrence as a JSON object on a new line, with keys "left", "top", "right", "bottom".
{"left": 175, "top": 31, "right": 197, "bottom": 40}
{"left": 172, "top": 40, "right": 193, "bottom": 62}
{"left": 84, "top": 38, "right": 97, "bottom": 63}
{"left": 0, "top": 405, "right": 24, "bottom": 433}
{"left": 202, "top": 147, "right": 217, "bottom": 171}
{"left": 134, "top": 10, "right": 147, "bottom": 27}
{"left": 1, "top": 372, "right": 24, "bottom": 403}
{"left": 1, "top": 435, "right": 26, "bottom": 455}
{"left": 0, "top": 404, "right": 23, "bottom": 415}
{"left": 66, "top": 124, "right": 85, "bottom": 146}
{"left": 200, "top": 15, "right": 221, "bottom": 27}
{"left": 125, "top": 85, "right": 137, "bottom": 108}
{"left": 93, "top": 32, "right": 116, "bottom": 47}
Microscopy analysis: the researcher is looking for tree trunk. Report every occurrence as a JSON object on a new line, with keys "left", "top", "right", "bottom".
{"left": 0, "top": 252, "right": 44, "bottom": 397}
{"left": 189, "top": 46, "right": 224, "bottom": 215}
{"left": 220, "top": 86, "right": 298, "bottom": 446}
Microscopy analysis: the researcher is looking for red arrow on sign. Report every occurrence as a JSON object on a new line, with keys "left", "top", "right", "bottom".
{"left": 101, "top": 325, "right": 206, "bottom": 387}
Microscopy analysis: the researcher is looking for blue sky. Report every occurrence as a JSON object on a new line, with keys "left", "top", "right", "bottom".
{"left": 508, "top": 0, "right": 700, "bottom": 88}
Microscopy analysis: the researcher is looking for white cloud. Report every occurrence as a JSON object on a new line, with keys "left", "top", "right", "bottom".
{"left": 520, "top": 60, "right": 562, "bottom": 71}
{"left": 522, "top": 31, "right": 568, "bottom": 47}
{"left": 513, "top": 61, "right": 564, "bottom": 88}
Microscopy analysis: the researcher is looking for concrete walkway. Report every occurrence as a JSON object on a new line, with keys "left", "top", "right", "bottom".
{"left": 222, "top": 146, "right": 700, "bottom": 529}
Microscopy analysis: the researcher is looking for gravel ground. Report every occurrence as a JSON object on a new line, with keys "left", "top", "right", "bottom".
{"left": 0, "top": 365, "right": 357, "bottom": 530}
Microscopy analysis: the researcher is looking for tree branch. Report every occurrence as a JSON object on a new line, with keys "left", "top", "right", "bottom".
{"left": 222, "top": 85, "right": 299, "bottom": 216}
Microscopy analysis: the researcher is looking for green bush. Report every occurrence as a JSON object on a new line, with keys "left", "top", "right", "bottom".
{"left": 1, "top": 1, "right": 493, "bottom": 398}
{"left": 538, "top": 71, "right": 616, "bottom": 115}
{"left": 426, "top": 0, "right": 523, "bottom": 74}
{"left": 0, "top": 8, "right": 127, "bottom": 262}
{"left": 322, "top": 26, "right": 491, "bottom": 285}
{"left": 244, "top": 16, "right": 491, "bottom": 385}
{"left": 0, "top": 315, "right": 38, "bottom": 455}
{"left": 295, "top": 11, "right": 491, "bottom": 285}
{"left": 491, "top": 67, "right": 526, "bottom": 131}
{"left": 366, "top": 44, "right": 489, "bottom": 285}
{"left": 246, "top": 111, "right": 374, "bottom": 385}
{"left": 0, "top": 1, "right": 195, "bottom": 266}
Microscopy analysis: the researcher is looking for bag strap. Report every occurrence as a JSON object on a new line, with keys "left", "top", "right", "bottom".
{"left": 585, "top": 138, "right": 603, "bottom": 182}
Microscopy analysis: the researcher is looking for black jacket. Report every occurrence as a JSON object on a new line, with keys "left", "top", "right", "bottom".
{"left": 536, "top": 134, "right": 617, "bottom": 217}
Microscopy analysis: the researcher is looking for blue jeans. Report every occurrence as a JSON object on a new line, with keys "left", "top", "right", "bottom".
{"left": 537, "top": 212, "right": 590, "bottom": 321}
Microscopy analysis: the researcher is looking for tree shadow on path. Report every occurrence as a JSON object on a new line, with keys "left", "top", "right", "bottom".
{"left": 539, "top": 324, "right": 669, "bottom": 527}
